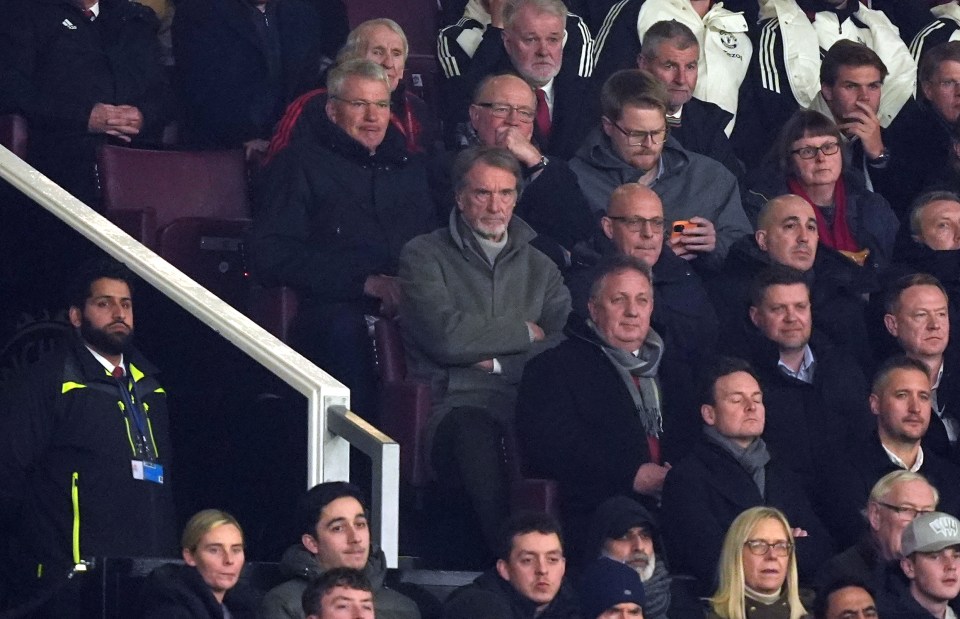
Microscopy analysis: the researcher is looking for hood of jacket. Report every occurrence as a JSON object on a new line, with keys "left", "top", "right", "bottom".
{"left": 583, "top": 495, "right": 670, "bottom": 566}
{"left": 573, "top": 127, "right": 693, "bottom": 184}
{"left": 277, "top": 543, "right": 389, "bottom": 589}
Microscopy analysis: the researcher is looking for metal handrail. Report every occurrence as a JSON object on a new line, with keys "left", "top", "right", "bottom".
{"left": 0, "top": 144, "right": 399, "bottom": 566}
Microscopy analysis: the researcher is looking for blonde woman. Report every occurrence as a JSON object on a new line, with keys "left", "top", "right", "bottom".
{"left": 142, "top": 509, "right": 258, "bottom": 619}
{"left": 708, "top": 507, "right": 809, "bottom": 619}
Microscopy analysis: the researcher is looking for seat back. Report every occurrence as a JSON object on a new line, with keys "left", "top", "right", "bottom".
{"left": 0, "top": 113, "right": 28, "bottom": 159}
{"left": 157, "top": 218, "right": 252, "bottom": 310}
{"left": 373, "top": 316, "right": 408, "bottom": 384}
{"left": 372, "top": 318, "right": 431, "bottom": 487}
{"left": 97, "top": 145, "right": 251, "bottom": 233}
{"left": 247, "top": 286, "right": 300, "bottom": 343}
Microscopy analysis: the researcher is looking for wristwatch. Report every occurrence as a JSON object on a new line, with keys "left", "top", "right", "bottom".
{"left": 867, "top": 148, "right": 890, "bottom": 166}
{"left": 525, "top": 155, "right": 549, "bottom": 176}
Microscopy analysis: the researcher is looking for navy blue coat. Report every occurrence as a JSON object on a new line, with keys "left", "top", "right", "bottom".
{"left": 661, "top": 435, "right": 835, "bottom": 596}
{"left": 172, "top": 0, "right": 323, "bottom": 148}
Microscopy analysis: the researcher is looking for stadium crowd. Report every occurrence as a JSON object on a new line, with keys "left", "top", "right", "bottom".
{"left": 7, "top": 0, "right": 960, "bottom": 616}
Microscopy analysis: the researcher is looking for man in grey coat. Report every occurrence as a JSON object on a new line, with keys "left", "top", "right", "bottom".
{"left": 261, "top": 482, "right": 419, "bottom": 619}
{"left": 398, "top": 145, "right": 571, "bottom": 558}
{"left": 570, "top": 69, "right": 751, "bottom": 271}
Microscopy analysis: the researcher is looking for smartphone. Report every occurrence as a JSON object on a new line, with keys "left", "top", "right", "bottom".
{"left": 671, "top": 220, "right": 694, "bottom": 241}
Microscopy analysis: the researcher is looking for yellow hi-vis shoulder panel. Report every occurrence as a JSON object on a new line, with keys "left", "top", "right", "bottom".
{"left": 128, "top": 363, "right": 145, "bottom": 382}
{"left": 62, "top": 382, "right": 86, "bottom": 394}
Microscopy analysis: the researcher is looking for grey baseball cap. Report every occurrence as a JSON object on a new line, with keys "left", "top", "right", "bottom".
{"left": 901, "top": 512, "right": 960, "bottom": 556}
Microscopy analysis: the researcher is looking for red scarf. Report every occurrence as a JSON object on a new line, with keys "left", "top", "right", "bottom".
{"left": 391, "top": 91, "right": 424, "bottom": 154}
{"left": 786, "top": 176, "right": 861, "bottom": 253}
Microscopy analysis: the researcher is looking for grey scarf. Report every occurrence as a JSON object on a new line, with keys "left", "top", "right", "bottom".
{"left": 642, "top": 559, "right": 672, "bottom": 619}
{"left": 703, "top": 425, "right": 771, "bottom": 496}
{"left": 587, "top": 319, "right": 665, "bottom": 437}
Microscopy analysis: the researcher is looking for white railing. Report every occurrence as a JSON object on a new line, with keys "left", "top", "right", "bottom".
{"left": 0, "top": 144, "right": 400, "bottom": 566}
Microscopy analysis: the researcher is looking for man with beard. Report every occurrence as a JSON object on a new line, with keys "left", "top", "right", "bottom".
{"left": 821, "top": 356, "right": 960, "bottom": 556}
{"left": 584, "top": 496, "right": 702, "bottom": 619}
{"left": 570, "top": 69, "right": 751, "bottom": 271}
{"left": 0, "top": 258, "right": 176, "bottom": 612}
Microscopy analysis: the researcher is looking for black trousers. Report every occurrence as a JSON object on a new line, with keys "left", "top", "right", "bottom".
{"left": 432, "top": 406, "right": 510, "bottom": 557}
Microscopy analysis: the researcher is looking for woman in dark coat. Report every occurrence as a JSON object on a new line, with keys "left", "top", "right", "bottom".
{"left": 744, "top": 110, "right": 899, "bottom": 272}
{"left": 141, "top": 509, "right": 259, "bottom": 619}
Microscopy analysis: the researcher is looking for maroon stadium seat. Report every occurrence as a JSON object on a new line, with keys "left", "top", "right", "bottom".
{"left": 0, "top": 113, "right": 29, "bottom": 160}
{"left": 372, "top": 318, "right": 558, "bottom": 516}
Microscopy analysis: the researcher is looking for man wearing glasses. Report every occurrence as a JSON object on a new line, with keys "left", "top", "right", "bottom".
{"left": 659, "top": 356, "right": 833, "bottom": 595}
{"left": 817, "top": 470, "right": 939, "bottom": 592}
{"left": 570, "top": 69, "right": 751, "bottom": 271}
{"left": 877, "top": 511, "right": 960, "bottom": 619}
{"left": 822, "top": 357, "right": 960, "bottom": 556}
{"left": 565, "top": 183, "right": 717, "bottom": 449}
{"left": 251, "top": 59, "right": 438, "bottom": 424}
{"left": 463, "top": 73, "right": 595, "bottom": 267}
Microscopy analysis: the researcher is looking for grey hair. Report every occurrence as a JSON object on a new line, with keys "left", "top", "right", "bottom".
{"left": 326, "top": 58, "right": 391, "bottom": 97}
{"left": 640, "top": 20, "right": 699, "bottom": 61}
{"left": 909, "top": 190, "right": 960, "bottom": 237}
{"left": 341, "top": 18, "right": 409, "bottom": 61}
{"left": 503, "top": 0, "right": 568, "bottom": 30}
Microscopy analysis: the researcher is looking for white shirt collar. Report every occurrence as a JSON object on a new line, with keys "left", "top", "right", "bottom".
{"left": 84, "top": 345, "right": 124, "bottom": 376}
{"left": 88, "top": 2, "right": 100, "bottom": 16}
{"left": 778, "top": 345, "right": 816, "bottom": 383}
{"left": 881, "top": 442, "right": 924, "bottom": 472}
{"left": 539, "top": 78, "right": 555, "bottom": 117}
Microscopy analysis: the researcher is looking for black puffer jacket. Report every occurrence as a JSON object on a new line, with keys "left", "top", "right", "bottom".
{"left": 442, "top": 569, "right": 581, "bottom": 619}
{"left": 251, "top": 113, "right": 439, "bottom": 303}
{"left": 141, "top": 563, "right": 260, "bottom": 619}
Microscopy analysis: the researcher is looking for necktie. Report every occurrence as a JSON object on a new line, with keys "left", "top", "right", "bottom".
{"left": 112, "top": 365, "right": 124, "bottom": 378}
{"left": 667, "top": 114, "right": 681, "bottom": 129}
{"left": 535, "top": 88, "right": 552, "bottom": 142}
{"left": 83, "top": 8, "right": 95, "bottom": 20}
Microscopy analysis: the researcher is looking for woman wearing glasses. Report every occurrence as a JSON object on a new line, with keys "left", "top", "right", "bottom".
{"left": 745, "top": 109, "right": 899, "bottom": 270}
{"left": 708, "top": 506, "right": 810, "bottom": 619}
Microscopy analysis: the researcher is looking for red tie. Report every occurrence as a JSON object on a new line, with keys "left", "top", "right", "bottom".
{"left": 83, "top": 8, "right": 95, "bottom": 20}
{"left": 535, "top": 88, "right": 552, "bottom": 142}
{"left": 112, "top": 365, "right": 124, "bottom": 379}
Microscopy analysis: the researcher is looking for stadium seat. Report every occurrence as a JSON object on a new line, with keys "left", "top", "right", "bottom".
{"left": 96, "top": 145, "right": 253, "bottom": 310}
{"left": 97, "top": 145, "right": 251, "bottom": 238}
{"left": 0, "top": 113, "right": 29, "bottom": 160}
{"left": 372, "top": 318, "right": 558, "bottom": 516}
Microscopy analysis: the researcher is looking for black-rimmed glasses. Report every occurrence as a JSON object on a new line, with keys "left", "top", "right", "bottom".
{"left": 790, "top": 141, "right": 840, "bottom": 159}
{"left": 744, "top": 540, "right": 794, "bottom": 557}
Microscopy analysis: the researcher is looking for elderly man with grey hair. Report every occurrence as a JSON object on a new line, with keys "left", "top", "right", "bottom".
{"left": 817, "top": 470, "right": 940, "bottom": 592}
{"left": 437, "top": 0, "right": 598, "bottom": 157}
{"left": 399, "top": 145, "right": 570, "bottom": 560}
{"left": 251, "top": 59, "right": 438, "bottom": 424}
{"left": 876, "top": 511, "right": 960, "bottom": 618}
{"left": 264, "top": 18, "right": 440, "bottom": 164}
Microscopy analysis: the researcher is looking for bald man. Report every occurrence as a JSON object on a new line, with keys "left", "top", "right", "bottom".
{"left": 459, "top": 73, "right": 595, "bottom": 267}
{"left": 569, "top": 184, "right": 718, "bottom": 352}
{"left": 708, "top": 195, "right": 874, "bottom": 371}
{"left": 566, "top": 183, "right": 718, "bottom": 457}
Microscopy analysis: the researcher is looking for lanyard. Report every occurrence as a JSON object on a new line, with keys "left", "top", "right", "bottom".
{"left": 114, "top": 373, "right": 152, "bottom": 458}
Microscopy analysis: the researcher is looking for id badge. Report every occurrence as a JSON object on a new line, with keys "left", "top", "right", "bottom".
{"left": 131, "top": 460, "right": 164, "bottom": 484}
